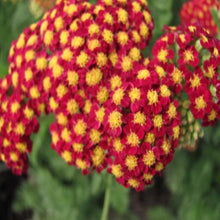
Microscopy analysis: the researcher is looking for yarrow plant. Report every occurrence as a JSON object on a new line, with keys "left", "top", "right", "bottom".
{"left": 29, "top": 0, "right": 57, "bottom": 17}
{"left": 180, "top": 0, "right": 220, "bottom": 35}
{"left": 0, "top": 0, "right": 220, "bottom": 196}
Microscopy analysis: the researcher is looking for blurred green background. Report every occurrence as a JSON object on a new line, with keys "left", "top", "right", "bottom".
{"left": 1, "top": 0, "right": 220, "bottom": 219}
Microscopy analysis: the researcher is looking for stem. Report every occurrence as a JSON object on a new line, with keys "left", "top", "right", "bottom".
{"left": 101, "top": 174, "right": 112, "bottom": 220}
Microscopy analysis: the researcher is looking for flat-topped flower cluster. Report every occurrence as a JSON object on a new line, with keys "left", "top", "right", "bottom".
{"left": 0, "top": 0, "right": 220, "bottom": 191}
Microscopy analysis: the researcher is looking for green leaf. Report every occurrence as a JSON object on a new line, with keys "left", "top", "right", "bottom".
{"left": 189, "top": 158, "right": 213, "bottom": 196}
{"left": 165, "top": 149, "right": 190, "bottom": 195}
{"left": 211, "top": 7, "right": 220, "bottom": 33}
{"left": 147, "top": 206, "right": 175, "bottom": 220}
{"left": 91, "top": 172, "right": 103, "bottom": 195}
{"left": 110, "top": 180, "right": 130, "bottom": 215}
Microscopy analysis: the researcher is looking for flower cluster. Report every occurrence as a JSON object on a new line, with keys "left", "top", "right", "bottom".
{"left": 3, "top": 0, "right": 162, "bottom": 190}
{"left": 180, "top": 0, "right": 219, "bottom": 35}
{"left": 33, "top": 0, "right": 56, "bottom": 11}
{"left": 152, "top": 24, "right": 220, "bottom": 148}
{"left": 29, "top": 0, "right": 57, "bottom": 18}
{"left": 1, "top": 0, "right": 220, "bottom": 191}
{"left": 0, "top": 75, "right": 39, "bottom": 174}
{"left": 106, "top": 59, "right": 181, "bottom": 190}
{"left": 178, "top": 100, "right": 204, "bottom": 151}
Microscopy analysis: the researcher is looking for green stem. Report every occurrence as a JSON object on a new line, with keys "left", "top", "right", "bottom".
{"left": 101, "top": 174, "right": 112, "bottom": 220}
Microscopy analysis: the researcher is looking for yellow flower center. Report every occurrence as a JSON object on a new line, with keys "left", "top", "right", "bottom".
{"left": 61, "top": 128, "right": 70, "bottom": 142}
{"left": 117, "top": 8, "right": 128, "bottom": 24}
{"left": 190, "top": 75, "right": 200, "bottom": 88}
{"left": 95, "top": 107, "right": 105, "bottom": 123}
{"left": 25, "top": 50, "right": 35, "bottom": 62}
{"left": 144, "top": 173, "right": 153, "bottom": 182}
{"left": 102, "top": 29, "right": 113, "bottom": 44}
{"left": 206, "top": 66, "right": 215, "bottom": 78}
{"left": 117, "top": 31, "right": 128, "bottom": 45}
{"left": 74, "top": 119, "right": 87, "bottom": 136}
{"left": 57, "top": 113, "right": 67, "bottom": 126}
{"left": 27, "top": 35, "right": 38, "bottom": 46}
{"left": 97, "top": 53, "right": 107, "bottom": 67}
{"left": 56, "top": 84, "right": 67, "bottom": 98}
{"left": 129, "top": 88, "right": 141, "bottom": 102}
{"left": 110, "top": 75, "right": 122, "bottom": 90}
{"left": 143, "top": 11, "right": 152, "bottom": 24}
{"left": 195, "top": 96, "right": 206, "bottom": 110}
{"left": 147, "top": 90, "right": 158, "bottom": 105}
{"left": 30, "top": 86, "right": 40, "bottom": 99}
{"left": 86, "top": 68, "right": 103, "bottom": 86}
{"left": 44, "top": 30, "right": 53, "bottom": 45}
{"left": 153, "top": 115, "right": 163, "bottom": 129}
{"left": 67, "top": 99, "right": 79, "bottom": 115}
{"left": 72, "top": 143, "right": 84, "bottom": 152}
{"left": 140, "top": 22, "right": 149, "bottom": 38}
{"left": 97, "top": 86, "right": 108, "bottom": 104}
{"left": 10, "top": 152, "right": 18, "bottom": 162}
{"left": 155, "top": 162, "right": 164, "bottom": 171}
{"left": 132, "top": 30, "right": 141, "bottom": 43}
{"left": 134, "top": 112, "right": 146, "bottom": 125}
{"left": 111, "top": 164, "right": 123, "bottom": 178}
{"left": 184, "top": 50, "right": 194, "bottom": 62}
{"left": 132, "top": 2, "right": 141, "bottom": 12}
{"left": 108, "top": 111, "right": 122, "bottom": 129}
{"left": 179, "top": 34, "right": 186, "bottom": 42}
{"left": 61, "top": 151, "right": 72, "bottom": 163}
{"left": 76, "top": 51, "right": 89, "bottom": 68}
{"left": 109, "top": 51, "right": 118, "bottom": 67}
{"left": 49, "top": 97, "right": 58, "bottom": 111}
{"left": 91, "top": 146, "right": 105, "bottom": 167}
{"left": 62, "top": 48, "right": 73, "bottom": 62}
{"left": 127, "top": 132, "right": 140, "bottom": 146}
{"left": 24, "top": 107, "right": 34, "bottom": 120}
{"left": 143, "top": 150, "right": 155, "bottom": 166}
{"left": 137, "top": 69, "right": 150, "bottom": 80}
{"left": 71, "top": 36, "right": 85, "bottom": 49}
{"left": 36, "top": 57, "right": 47, "bottom": 70}
{"left": 16, "top": 143, "right": 27, "bottom": 153}
{"left": 11, "top": 102, "right": 20, "bottom": 113}
{"left": 125, "top": 155, "right": 137, "bottom": 170}
{"left": 167, "top": 103, "right": 177, "bottom": 119}
{"left": 156, "top": 65, "right": 165, "bottom": 78}
{"left": 54, "top": 17, "right": 64, "bottom": 32}
{"left": 83, "top": 100, "right": 92, "bottom": 114}
{"left": 90, "top": 129, "right": 101, "bottom": 144}
{"left": 15, "top": 122, "right": 25, "bottom": 135}
{"left": 173, "top": 126, "right": 180, "bottom": 139}
{"left": 43, "top": 76, "right": 51, "bottom": 92}
{"left": 104, "top": 13, "right": 113, "bottom": 25}
{"left": 129, "top": 47, "right": 141, "bottom": 61}
{"left": 88, "top": 39, "right": 101, "bottom": 51}
{"left": 121, "top": 56, "right": 133, "bottom": 72}
{"left": 160, "top": 85, "right": 171, "bottom": 97}
{"left": 113, "top": 138, "right": 124, "bottom": 152}
{"left": 67, "top": 70, "right": 79, "bottom": 87}
{"left": 113, "top": 88, "right": 124, "bottom": 105}
{"left": 172, "top": 68, "right": 182, "bottom": 84}
{"left": 88, "top": 24, "right": 100, "bottom": 36}
{"left": 128, "top": 179, "right": 140, "bottom": 188}
{"left": 76, "top": 159, "right": 87, "bottom": 170}
{"left": 162, "top": 139, "right": 171, "bottom": 155}
{"left": 208, "top": 109, "right": 216, "bottom": 121}
{"left": 145, "top": 132, "right": 155, "bottom": 144}
{"left": 157, "top": 49, "right": 168, "bottom": 62}
{"left": 60, "top": 30, "right": 69, "bottom": 45}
